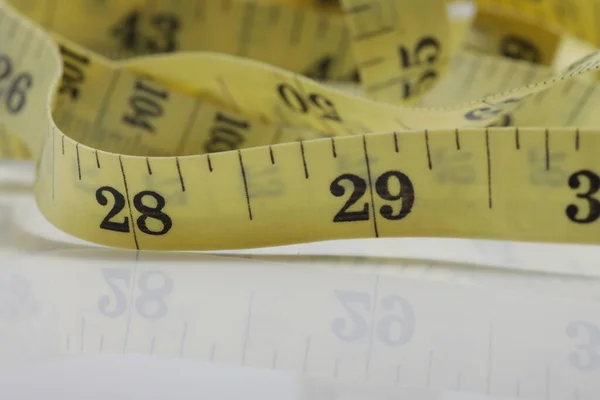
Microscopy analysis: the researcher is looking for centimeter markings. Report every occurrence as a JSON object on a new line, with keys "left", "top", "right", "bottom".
{"left": 6, "top": 0, "right": 600, "bottom": 252}
{"left": 64, "top": 123, "right": 577, "bottom": 247}
{"left": 3, "top": 252, "right": 597, "bottom": 398}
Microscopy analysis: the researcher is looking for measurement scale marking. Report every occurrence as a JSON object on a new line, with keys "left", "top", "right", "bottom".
{"left": 362, "top": 136, "right": 379, "bottom": 238}
{"left": 348, "top": 4, "right": 373, "bottom": 14}
{"left": 238, "top": 2, "right": 255, "bottom": 56}
{"left": 179, "top": 322, "right": 188, "bottom": 358}
{"left": 121, "top": 264, "right": 139, "bottom": 354}
{"left": 76, "top": 143, "right": 81, "bottom": 180}
{"left": 194, "top": 0, "right": 206, "bottom": 20}
{"left": 393, "top": 117, "right": 409, "bottom": 130}
{"left": 267, "top": 4, "right": 280, "bottom": 25}
{"left": 119, "top": 156, "right": 140, "bottom": 250}
{"left": 364, "top": 75, "right": 404, "bottom": 93}
{"left": 241, "top": 291, "right": 254, "bottom": 366}
{"left": 498, "top": 63, "right": 518, "bottom": 91}
{"left": 217, "top": 77, "right": 241, "bottom": 112}
{"left": 175, "top": 157, "right": 185, "bottom": 192}
{"left": 566, "top": 83, "right": 596, "bottom": 125}
{"left": 299, "top": 141, "right": 309, "bottom": 178}
{"left": 485, "top": 55, "right": 499, "bottom": 79}
{"left": 486, "top": 130, "right": 493, "bottom": 209}
{"left": 92, "top": 69, "right": 121, "bottom": 136}
{"left": 238, "top": 150, "right": 253, "bottom": 220}
{"left": 268, "top": 145, "right": 275, "bottom": 164}
{"left": 360, "top": 57, "right": 385, "bottom": 69}
{"left": 424, "top": 129, "right": 432, "bottom": 170}
{"left": 545, "top": 129, "right": 550, "bottom": 171}
{"left": 176, "top": 101, "right": 202, "bottom": 155}
{"left": 462, "top": 56, "right": 482, "bottom": 92}
{"left": 331, "top": 138, "right": 337, "bottom": 158}
{"left": 354, "top": 26, "right": 394, "bottom": 42}
{"left": 365, "top": 274, "right": 381, "bottom": 379}
{"left": 522, "top": 64, "right": 538, "bottom": 85}
{"left": 290, "top": 10, "right": 305, "bottom": 46}
{"left": 561, "top": 79, "right": 576, "bottom": 95}
{"left": 455, "top": 129, "right": 461, "bottom": 150}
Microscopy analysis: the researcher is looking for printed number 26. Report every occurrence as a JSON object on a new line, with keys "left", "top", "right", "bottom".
{"left": 332, "top": 290, "right": 415, "bottom": 346}
{"left": 98, "top": 268, "right": 173, "bottom": 320}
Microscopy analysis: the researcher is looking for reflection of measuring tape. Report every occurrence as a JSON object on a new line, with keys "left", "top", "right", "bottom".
{"left": 2, "top": 250, "right": 600, "bottom": 398}
{"left": 5, "top": 0, "right": 600, "bottom": 251}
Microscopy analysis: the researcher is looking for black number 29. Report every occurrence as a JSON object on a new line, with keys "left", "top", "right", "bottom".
{"left": 96, "top": 186, "right": 173, "bottom": 235}
{"left": 330, "top": 170, "right": 415, "bottom": 222}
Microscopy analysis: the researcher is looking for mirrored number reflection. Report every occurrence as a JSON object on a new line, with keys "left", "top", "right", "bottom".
{"left": 98, "top": 268, "right": 173, "bottom": 320}
{"left": 332, "top": 290, "right": 415, "bottom": 346}
{"left": 0, "top": 275, "right": 38, "bottom": 320}
{"left": 566, "top": 320, "right": 600, "bottom": 372}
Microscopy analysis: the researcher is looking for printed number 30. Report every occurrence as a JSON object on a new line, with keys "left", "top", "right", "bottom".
{"left": 566, "top": 320, "right": 600, "bottom": 371}
{"left": 332, "top": 290, "right": 415, "bottom": 346}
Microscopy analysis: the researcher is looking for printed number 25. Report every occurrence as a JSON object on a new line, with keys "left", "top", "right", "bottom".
{"left": 332, "top": 290, "right": 415, "bottom": 346}
{"left": 98, "top": 268, "right": 173, "bottom": 320}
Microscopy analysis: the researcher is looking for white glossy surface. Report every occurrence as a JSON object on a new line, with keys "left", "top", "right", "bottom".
{"left": 1, "top": 160, "right": 600, "bottom": 400}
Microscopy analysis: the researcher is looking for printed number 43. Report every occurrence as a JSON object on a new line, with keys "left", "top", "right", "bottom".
{"left": 332, "top": 290, "right": 415, "bottom": 346}
{"left": 98, "top": 268, "right": 173, "bottom": 320}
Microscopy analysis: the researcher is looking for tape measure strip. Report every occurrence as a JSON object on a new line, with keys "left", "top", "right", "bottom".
{"left": 4, "top": 0, "right": 600, "bottom": 251}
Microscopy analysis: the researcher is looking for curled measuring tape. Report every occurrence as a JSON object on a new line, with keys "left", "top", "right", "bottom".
{"left": 4, "top": 0, "right": 600, "bottom": 251}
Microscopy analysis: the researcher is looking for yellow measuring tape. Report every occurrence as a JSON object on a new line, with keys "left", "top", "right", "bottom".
{"left": 4, "top": 0, "right": 600, "bottom": 251}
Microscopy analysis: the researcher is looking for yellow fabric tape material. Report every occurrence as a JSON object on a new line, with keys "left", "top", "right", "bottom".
{"left": 4, "top": 0, "right": 600, "bottom": 251}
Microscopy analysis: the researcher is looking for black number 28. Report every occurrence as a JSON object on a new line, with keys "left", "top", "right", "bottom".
{"left": 96, "top": 186, "right": 173, "bottom": 235}
{"left": 330, "top": 170, "right": 415, "bottom": 222}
